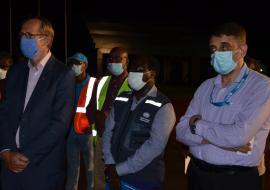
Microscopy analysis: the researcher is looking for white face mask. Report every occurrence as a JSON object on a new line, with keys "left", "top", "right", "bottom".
{"left": 72, "top": 65, "right": 83, "bottom": 76}
{"left": 0, "top": 68, "right": 7, "bottom": 79}
{"left": 128, "top": 72, "right": 147, "bottom": 91}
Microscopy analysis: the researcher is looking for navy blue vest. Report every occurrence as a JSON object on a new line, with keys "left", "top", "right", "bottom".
{"left": 111, "top": 90, "right": 170, "bottom": 186}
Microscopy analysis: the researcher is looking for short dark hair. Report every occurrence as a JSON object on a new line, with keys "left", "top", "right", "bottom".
{"left": 109, "top": 47, "right": 128, "bottom": 56}
{"left": 0, "top": 51, "right": 13, "bottom": 68}
{"left": 0, "top": 52, "right": 12, "bottom": 61}
{"left": 132, "top": 55, "right": 160, "bottom": 77}
{"left": 211, "top": 22, "right": 246, "bottom": 44}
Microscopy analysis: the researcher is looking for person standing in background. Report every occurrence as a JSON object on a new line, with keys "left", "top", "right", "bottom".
{"left": 66, "top": 53, "right": 97, "bottom": 190}
{"left": 91, "top": 47, "right": 131, "bottom": 190}
{"left": 0, "top": 52, "right": 13, "bottom": 100}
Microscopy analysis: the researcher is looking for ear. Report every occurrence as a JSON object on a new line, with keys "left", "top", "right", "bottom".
{"left": 151, "top": 70, "right": 156, "bottom": 79}
{"left": 82, "top": 63, "right": 87, "bottom": 71}
{"left": 240, "top": 44, "right": 248, "bottom": 57}
{"left": 144, "top": 70, "right": 156, "bottom": 83}
{"left": 40, "top": 36, "right": 49, "bottom": 48}
{"left": 123, "top": 61, "right": 128, "bottom": 71}
{"left": 44, "top": 35, "right": 52, "bottom": 48}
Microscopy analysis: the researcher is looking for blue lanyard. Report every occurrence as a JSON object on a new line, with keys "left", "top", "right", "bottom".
{"left": 210, "top": 71, "right": 249, "bottom": 107}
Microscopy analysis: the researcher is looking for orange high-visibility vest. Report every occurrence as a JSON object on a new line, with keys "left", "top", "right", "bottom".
{"left": 74, "top": 77, "right": 96, "bottom": 134}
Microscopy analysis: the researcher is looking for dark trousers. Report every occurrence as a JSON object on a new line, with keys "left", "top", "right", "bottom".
{"left": 0, "top": 162, "right": 1, "bottom": 190}
{"left": 187, "top": 158, "right": 262, "bottom": 190}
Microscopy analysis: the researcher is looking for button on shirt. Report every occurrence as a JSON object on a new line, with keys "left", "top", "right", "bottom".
{"left": 102, "top": 86, "right": 176, "bottom": 176}
{"left": 15, "top": 51, "right": 52, "bottom": 148}
{"left": 176, "top": 64, "right": 270, "bottom": 166}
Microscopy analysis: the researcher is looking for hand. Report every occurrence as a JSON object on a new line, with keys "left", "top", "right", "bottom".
{"left": 201, "top": 138, "right": 210, "bottom": 144}
{"left": 236, "top": 143, "right": 252, "bottom": 153}
{"left": 201, "top": 139, "right": 252, "bottom": 153}
{"left": 95, "top": 111, "right": 108, "bottom": 137}
{"left": 105, "top": 164, "right": 120, "bottom": 190}
{"left": 0, "top": 150, "right": 29, "bottom": 173}
{"left": 222, "top": 142, "right": 252, "bottom": 153}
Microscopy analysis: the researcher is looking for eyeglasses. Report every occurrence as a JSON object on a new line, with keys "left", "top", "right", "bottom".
{"left": 19, "top": 32, "right": 47, "bottom": 39}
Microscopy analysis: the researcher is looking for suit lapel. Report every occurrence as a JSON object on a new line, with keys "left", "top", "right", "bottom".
{"left": 23, "top": 56, "right": 55, "bottom": 114}
{"left": 18, "top": 61, "right": 30, "bottom": 114}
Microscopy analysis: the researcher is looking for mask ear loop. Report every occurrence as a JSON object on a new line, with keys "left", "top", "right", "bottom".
{"left": 232, "top": 48, "right": 243, "bottom": 65}
{"left": 142, "top": 70, "right": 153, "bottom": 83}
{"left": 37, "top": 35, "right": 50, "bottom": 48}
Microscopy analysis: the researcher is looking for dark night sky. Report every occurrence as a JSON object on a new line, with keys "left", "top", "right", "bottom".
{"left": 1, "top": 0, "right": 270, "bottom": 65}
{"left": 80, "top": 0, "right": 270, "bottom": 62}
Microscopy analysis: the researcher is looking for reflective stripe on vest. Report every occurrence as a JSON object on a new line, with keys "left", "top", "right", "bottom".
{"left": 96, "top": 76, "right": 109, "bottom": 111}
{"left": 145, "top": 99, "right": 162, "bottom": 107}
{"left": 76, "top": 107, "right": 86, "bottom": 113}
{"left": 74, "top": 77, "right": 96, "bottom": 134}
{"left": 92, "top": 129, "right": 97, "bottom": 137}
{"left": 115, "top": 97, "right": 129, "bottom": 102}
{"left": 76, "top": 77, "right": 96, "bottom": 113}
{"left": 96, "top": 76, "right": 131, "bottom": 111}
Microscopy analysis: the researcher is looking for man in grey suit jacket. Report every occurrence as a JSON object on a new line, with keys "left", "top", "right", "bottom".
{"left": 0, "top": 17, "right": 75, "bottom": 190}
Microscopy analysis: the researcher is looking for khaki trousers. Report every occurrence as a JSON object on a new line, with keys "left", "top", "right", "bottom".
{"left": 93, "top": 136, "right": 105, "bottom": 190}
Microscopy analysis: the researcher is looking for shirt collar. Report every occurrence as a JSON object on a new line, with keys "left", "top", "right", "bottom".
{"left": 147, "top": 85, "right": 157, "bottom": 97}
{"left": 214, "top": 63, "right": 249, "bottom": 85}
{"left": 28, "top": 51, "right": 52, "bottom": 70}
{"left": 136, "top": 85, "right": 157, "bottom": 99}
{"left": 233, "top": 63, "right": 249, "bottom": 83}
{"left": 132, "top": 85, "right": 157, "bottom": 104}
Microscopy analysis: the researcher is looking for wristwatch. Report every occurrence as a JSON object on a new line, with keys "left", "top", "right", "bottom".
{"left": 190, "top": 118, "right": 200, "bottom": 134}
{"left": 190, "top": 123, "right": 196, "bottom": 134}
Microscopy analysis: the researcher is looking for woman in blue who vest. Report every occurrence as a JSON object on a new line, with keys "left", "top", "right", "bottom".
{"left": 102, "top": 55, "right": 176, "bottom": 190}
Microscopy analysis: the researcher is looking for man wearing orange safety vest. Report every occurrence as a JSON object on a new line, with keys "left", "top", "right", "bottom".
{"left": 66, "top": 53, "right": 97, "bottom": 190}
{"left": 90, "top": 47, "right": 131, "bottom": 190}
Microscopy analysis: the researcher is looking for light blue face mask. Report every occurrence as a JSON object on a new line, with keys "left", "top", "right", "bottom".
{"left": 107, "top": 63, "right": 124, "bottom": 76}
{"left": 211, "top": 51, "right": 237, "bottom": 75}
{"left": 20, "top": 36, "right": 39, "bottom": 59}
